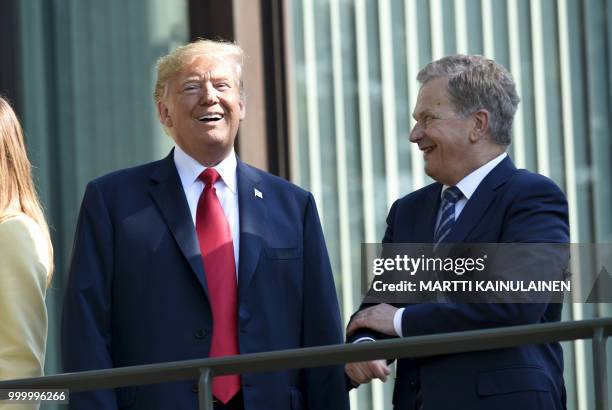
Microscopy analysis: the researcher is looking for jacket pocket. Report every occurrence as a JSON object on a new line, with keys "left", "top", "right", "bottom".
{"left": 289, "top": 387, "right": 304, "bottom": 410}
{"left": 477, "top": 366, "right": 552, "bottom": 396}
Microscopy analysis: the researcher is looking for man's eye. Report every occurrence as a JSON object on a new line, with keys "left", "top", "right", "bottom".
{"left": 184, "top": 84, "right": 200, "bottom": 91}
{"left": 423, "top": 115, "right": 437, "bottom": 126}
{"left": 215, "top": 83, "right": 229, "bottom": 90}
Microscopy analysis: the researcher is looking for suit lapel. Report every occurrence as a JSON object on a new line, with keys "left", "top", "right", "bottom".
{"left": 149, "top": 151, "right": 209, "bottom": 296}
{"left": 417, "top": 184, "right": 443, "bottom": 243}
{"left": 236, "top": 160, "right": 265, "bottom": 302}
{"left": 445, "top": 156, "right": 517, "bottom": 243}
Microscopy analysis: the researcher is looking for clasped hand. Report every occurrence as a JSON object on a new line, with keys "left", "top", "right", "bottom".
{"left": 345, "top": 303, "right": 398, "bottom": 385}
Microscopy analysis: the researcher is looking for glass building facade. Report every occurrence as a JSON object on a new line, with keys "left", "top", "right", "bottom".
{"left": 286, "top": 1, "right": 611, "bottom": 409}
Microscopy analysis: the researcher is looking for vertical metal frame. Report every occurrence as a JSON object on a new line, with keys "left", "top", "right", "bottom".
{"left": 198, "top": 368, "right": 214, "bottom": 410}
{"left": 354, "top": 0, "right": 376, "bottom": 243}
{"left": 188, "top": 0, "right": 234, "bottom": 42}
{"left": 260, "top": 0, "right": 291, "bottom": 178}
{"left": 592, "top": 328, "right": 609, "bottom": 410}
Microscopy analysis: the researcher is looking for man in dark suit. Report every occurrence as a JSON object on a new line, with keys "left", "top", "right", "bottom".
{"left": 345, "top": 55, "right": 569, "bottom": 409}
{"left": 62, "top": 39, "right": 349, "bottom": 410}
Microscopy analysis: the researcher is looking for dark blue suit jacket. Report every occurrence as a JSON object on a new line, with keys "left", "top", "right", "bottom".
{"left": 62, "top": 152, "right": 349, "bottom": 410}
{"left": 354, "top": 156, "right": 569, "bottom": 410}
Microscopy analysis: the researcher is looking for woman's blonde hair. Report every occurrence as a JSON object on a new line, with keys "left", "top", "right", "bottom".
{"left": 0, "top": 96, "right": 54, "bottom": 282}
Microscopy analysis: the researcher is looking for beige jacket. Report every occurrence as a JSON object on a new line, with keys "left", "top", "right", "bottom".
{"left": 0, "top": 215, "right": 50, "bottom": 410}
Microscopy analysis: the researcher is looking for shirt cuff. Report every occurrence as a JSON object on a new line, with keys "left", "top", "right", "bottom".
{"left": 352, "top": 337, "right": 376, "bottom": 344}
{"left": 393, "top": 308, "right": 405, "bottom": 337}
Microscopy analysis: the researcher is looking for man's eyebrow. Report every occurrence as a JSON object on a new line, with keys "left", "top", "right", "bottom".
{"left": 180, "top": 76, "right": 202, "bottom": 84}
{"left": 181, "top": 74, "right": 232, "bottom": 83}
{"left": 422, "top": 108, "right": 441, "bottom": 117}
{"left": 413, "top": 108, "right": 430, "bottom": 120}
{"left": 209, "top": 74, "right": 233, "bottom": 82}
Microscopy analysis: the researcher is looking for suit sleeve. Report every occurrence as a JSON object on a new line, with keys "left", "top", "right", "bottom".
{"left": 301, "top": 194, "right": 350, "bottom": 410}
{"left": 347, "top": 200, "right": 400, "bottom": 343}
{"left": 61, "top": 181, "right": 118, "bottom": 409}
{"left": 400, "top": 175, "right": 570, "bottom": 337}
{"left": 0, "top": 218, "right": 48, "bottom": 410}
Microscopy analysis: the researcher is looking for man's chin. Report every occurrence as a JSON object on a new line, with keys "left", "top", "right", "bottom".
{"left": 178, "top": 140, "right": 234, "bottom": 167}
{"left": 423, "top": 165, "right": 436, "bottom": 180}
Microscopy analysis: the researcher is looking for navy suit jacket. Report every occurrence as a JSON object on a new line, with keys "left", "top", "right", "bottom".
{"left": 352, "top": 156, "right": 569, "bottom": 410}
{"left": 62, "top": 151, "right": 349, "bottom": 410}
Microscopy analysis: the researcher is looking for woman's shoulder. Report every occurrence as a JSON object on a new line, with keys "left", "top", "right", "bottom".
{"left": 0, "top": 213, "right": 42, "bottom": 242}
{"left": 0, "top": 213, "right": 50, "bottom": 272}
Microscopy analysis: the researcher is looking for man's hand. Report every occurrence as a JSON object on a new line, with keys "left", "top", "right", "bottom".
{"left": 345, "top": 360, "right": 391, "bottom": 384}
{"left": 346, "top": 303, "right": 399, "bottom": 336}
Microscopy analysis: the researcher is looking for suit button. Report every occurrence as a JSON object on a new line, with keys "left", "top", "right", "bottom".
{"left": 409, "top": 381, "right": 416, "bottom": 390}
{"left": 192, "top": 383, "right": 198, "bottom": 393}
{"left": 195, "top": 329, "right": 207, "bottom": 339}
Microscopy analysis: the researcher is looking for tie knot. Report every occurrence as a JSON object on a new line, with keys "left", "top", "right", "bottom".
{"left": 199, "top": 168, "right": 220, "bottom": 185}
{"left": 443, "top": 186, "right": 462, "bottom": 204}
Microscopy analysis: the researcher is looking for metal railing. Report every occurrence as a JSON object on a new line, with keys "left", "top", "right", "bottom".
{"left": 0, "top": 318, "right": 610, "bottom": 409}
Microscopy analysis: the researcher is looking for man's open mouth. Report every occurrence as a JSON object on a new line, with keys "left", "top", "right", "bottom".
{"left": 421, "top": 146, "right": 435, "bottom": 155}
{"left": 198, "top": 113, "right": 224, "bottom": 123}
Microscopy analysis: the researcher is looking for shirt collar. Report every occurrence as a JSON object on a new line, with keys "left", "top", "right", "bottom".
{"left": 173, "top": 145, "right": 237, "bottom": 194}
{"left": 442, "top": 152, "right": 507, "bottom": 200}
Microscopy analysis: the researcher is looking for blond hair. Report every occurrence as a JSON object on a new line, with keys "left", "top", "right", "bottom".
{"left": 154, "top": 38, "right": 244, "bottom": 103}
{"left": 0, "top": 96, "right": 54, "bottom": 282}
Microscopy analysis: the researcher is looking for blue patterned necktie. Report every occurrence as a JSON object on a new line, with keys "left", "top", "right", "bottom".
{"left": 417, "top": 186, "right": 462, "bottom": 409}
{"left": 433, "top": 186, "right": 463, "bottom": 245}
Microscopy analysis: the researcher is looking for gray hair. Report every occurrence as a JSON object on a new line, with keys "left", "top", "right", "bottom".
{"left": 417, "top": 54, "right": 520, "bottom": 146}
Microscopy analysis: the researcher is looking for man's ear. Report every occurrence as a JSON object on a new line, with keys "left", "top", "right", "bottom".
{"left": 470, "top": 109, "right": 489, "bottom": 142}
{"left": 157, "top": 100, "right": 173, "bottom": 128}
{"left": 239, "top": 99, "right": 246, "bottom": 120}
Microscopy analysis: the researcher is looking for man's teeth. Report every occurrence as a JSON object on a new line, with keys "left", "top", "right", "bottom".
{"left": 199, "top": 114, "right": 223, "bottom": 121}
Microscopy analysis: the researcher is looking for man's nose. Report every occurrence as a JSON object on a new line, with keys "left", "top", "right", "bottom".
{"left": 409, "top": 123, "right": 423, "bottom": 142}
{"left": 201, "top": 85, "right": 219, "bottom": 105}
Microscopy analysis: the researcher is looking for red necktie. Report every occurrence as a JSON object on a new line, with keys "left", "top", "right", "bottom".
{"left": 195, "top": 168, "right": 240, "bottom": 403}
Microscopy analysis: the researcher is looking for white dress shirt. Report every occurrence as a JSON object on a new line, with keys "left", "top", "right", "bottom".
{"left": 173, "top": 145, "right": 240, "bottom": 274}
{"left": 392, "top": 152, "right": 508, "bottom": 337}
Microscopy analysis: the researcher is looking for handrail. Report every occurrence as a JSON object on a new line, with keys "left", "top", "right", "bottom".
{"left": 0, "top": 318, "right": 610, "bottom": 409}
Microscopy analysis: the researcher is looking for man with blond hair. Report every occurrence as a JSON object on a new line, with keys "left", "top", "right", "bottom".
{"left": 346, "top": 55, "right": 568, "bottom": 409}
{"left": 62, "top": 39, "right": 349, "bottom": 410}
